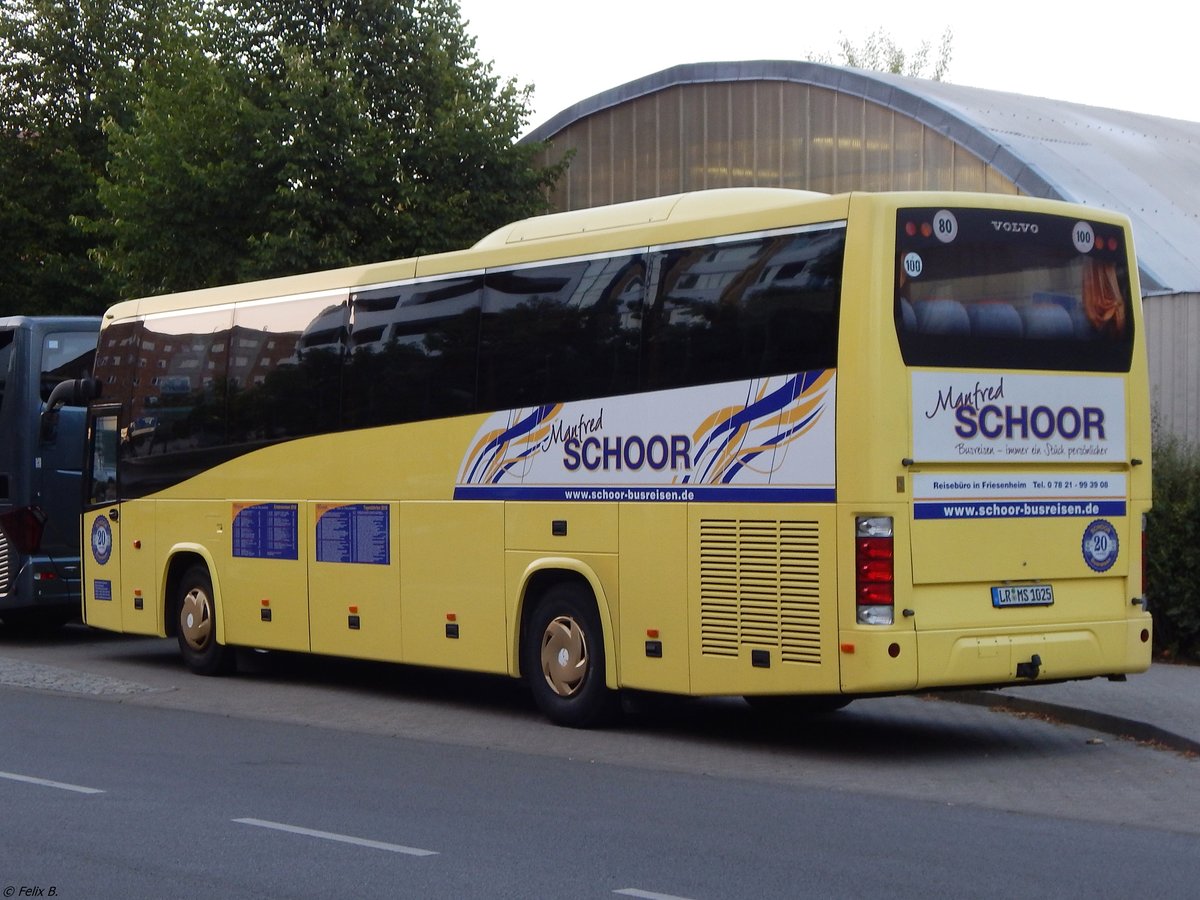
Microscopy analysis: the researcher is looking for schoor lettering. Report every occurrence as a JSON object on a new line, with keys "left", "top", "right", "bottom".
{"left": 954, "top": 404, "right": 1105, "bottom": 441}
{"left": 563, "top": 435, "right": 692, "bottom": 472}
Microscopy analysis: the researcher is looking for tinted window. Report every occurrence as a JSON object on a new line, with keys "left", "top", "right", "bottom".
{"left": 642, "top": 227, "right": 844, "bottom": 390}
{"left": 0, "top": 328, "right": 13, "bottom": 417}
{"left": 88, "top": 413, "right": 119, "bottom": 505}
{"left": 119, "top": 310, "right": 233, "bottom": 496}
{"left": 478, "top": 255, "right": 643, "bottom": 411}
{"left": 40, "top": 330, "right": 98, "bottom": 401}
{"left": 895, "top": 208, "right": 1134, "bottom": 372}
{"left": 228, "top": 296, "right": 348, "bottom": 444}
{"left": 344, "top": 276, "right": 482, "bottom": 427}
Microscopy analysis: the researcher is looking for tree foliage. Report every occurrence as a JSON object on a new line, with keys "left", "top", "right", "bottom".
{"left": 815, "top": 27, "right": 954, "bottom": 81}
{"left": 1, "top": 0, "right": 563, "bottom": 310}
{"left": 0, "top": 0, "right": 175, "bottom": 314}
{"left": 1147, "top": 429, "right": 1200, "bottom": 661}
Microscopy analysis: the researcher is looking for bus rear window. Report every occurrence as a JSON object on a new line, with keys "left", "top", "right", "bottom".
{"left": 894, "top": 208, "right": 1134, "bottom": 372}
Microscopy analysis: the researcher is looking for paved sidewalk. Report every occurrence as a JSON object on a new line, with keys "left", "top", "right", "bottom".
{"left": 945, "top": 662, "right": 1200, "bottom": 754}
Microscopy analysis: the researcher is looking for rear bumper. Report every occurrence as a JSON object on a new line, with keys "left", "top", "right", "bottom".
{"left": 915, "top": 616, "right": 1153, "bottom": 688}
{"left": 0, "top": 555, "right": 82, "bottom": 615}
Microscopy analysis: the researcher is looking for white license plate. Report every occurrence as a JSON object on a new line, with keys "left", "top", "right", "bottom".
{"left": 991, "top": 584, "right": 1054, "bottom": 608}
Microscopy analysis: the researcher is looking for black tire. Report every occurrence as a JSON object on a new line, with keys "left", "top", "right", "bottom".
{"left": 522, "top": 581, "right": 620, "bottom": 728}
{"left": 175, "top": 563, "right": 234, "bottom": 675}
{"left": 744, "top": 694, "right": 853, "bottom": 717}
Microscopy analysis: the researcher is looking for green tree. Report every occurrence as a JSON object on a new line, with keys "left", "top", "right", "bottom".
{"left": 814, "top": 27, "right": 953, "bottom": 81}
{"left": 0, "top": 0, "right": 165, "bottom": 314}
{"left": 95, "top": 0, "right": 564, "bottom": 295}
{"left": 93, "top": 21, "right": 278, "bottom": 293}
{"left": 1148, "top": 430, "right": 1200, "bottom": 661}
{"left": 1, "top": 0, "right": 123, "bottom": 314}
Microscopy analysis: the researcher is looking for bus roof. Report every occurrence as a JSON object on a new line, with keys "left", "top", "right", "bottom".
{"left": 102, "top": 188, "right": 846, "bottom": 323}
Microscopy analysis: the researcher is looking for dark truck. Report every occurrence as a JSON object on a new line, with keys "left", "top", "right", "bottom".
{"left": 1, "top": 316, "right": 100, "bottom": 627}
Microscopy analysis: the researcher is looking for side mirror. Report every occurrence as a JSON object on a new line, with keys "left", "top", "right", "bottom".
{"left": 39, "top": 376, "right": 102, "bottom": 444}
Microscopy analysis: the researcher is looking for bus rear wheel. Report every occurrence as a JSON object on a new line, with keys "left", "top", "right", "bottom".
{"left": 175, "top": 564, "right": 233, "bottom": 676}
{"left": 523, "top": 582, "right": 620, "bottom": 728}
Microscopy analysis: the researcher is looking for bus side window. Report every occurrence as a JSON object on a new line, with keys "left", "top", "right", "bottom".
{"left": 229, "top": 296, "right": 348, "bottom": 443}
{"left": 642, "top": 228, "right": 844, "bottom": 391}
{"left": 478, "top": 255, "right": 643, "bottom": 412}
{"left": 344, "top": 275, "right": 483, "bottom": 427}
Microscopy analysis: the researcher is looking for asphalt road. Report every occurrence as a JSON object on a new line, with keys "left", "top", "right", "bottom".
{"left": 1, "top": 626, "right": 1198, "bottom": 899}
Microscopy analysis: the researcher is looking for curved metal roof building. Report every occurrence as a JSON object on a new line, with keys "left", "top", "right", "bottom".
{"left": 525, "top": 60, "right": 1200, "bottom": 294}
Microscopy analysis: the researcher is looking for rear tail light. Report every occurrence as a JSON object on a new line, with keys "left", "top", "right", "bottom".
{"left": 0, "top": 505, "right": 48, "bottom": 554}
{"left": 856, "top": 516, "right": 894, "bottom": 625}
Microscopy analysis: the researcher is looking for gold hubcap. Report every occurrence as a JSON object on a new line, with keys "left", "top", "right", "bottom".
{"left": 539, "top": 615, "right": 588, "bottom": 697}
{"left": 180, "top": 587, "right": 213, "bottom": 652}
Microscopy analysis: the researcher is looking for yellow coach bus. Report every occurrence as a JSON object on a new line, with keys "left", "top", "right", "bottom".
{"left": 80, "top": 188, "right": 1152, "bottom": 726}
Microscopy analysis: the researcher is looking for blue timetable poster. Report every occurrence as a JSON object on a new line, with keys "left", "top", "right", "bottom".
{"left": 232, "top": 503, "right": 299, "bottom": 560}
{"left": 315, "top": 503, "right": 390, "bottom": 565}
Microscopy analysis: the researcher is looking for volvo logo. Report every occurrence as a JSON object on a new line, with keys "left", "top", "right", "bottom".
{"left": 991, "top": 220, "right": 1039, "bottom": 234}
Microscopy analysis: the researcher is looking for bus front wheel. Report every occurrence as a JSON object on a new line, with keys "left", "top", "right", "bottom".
{"left": 175, "top": 564, "right": 234, "bottom": 676}
{"left": 523, "top": 582, "right": 620, "bottom": 728}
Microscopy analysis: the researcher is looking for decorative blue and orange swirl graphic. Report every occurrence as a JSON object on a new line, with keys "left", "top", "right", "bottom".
{"left": 455, "top": 370, "right": 836, "bottom": 502}
{"left": 460, "top": 402, "right": 564, "bottom": 487}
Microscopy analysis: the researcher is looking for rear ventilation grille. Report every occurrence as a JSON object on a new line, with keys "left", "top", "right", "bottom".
{"left": 0, "top": 528, "right": 10, "bottom": 596}
{"left": 699, "top": 518, "right": 821, "bottom": 663}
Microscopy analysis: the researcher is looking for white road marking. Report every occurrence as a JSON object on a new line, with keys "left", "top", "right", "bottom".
{"left": 233, "top": 817, "right": 438, "bottom": 856}
{"left": 615, "top": 889, "right": 698, "bottom": 900}
{"left": 0, "top": 770, "right": 105, "bottom": 794}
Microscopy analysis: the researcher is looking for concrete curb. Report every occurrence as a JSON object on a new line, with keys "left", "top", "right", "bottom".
{"left": 943, "top": 690, "right": 1200, "bottom": 756}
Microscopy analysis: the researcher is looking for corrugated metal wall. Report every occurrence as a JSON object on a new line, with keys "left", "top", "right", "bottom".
{"left": 535, "top": 82, "right": 1019, "bottom": 213}
{"left": 1144, "top": 292, "right": 1200, "bottom": 444}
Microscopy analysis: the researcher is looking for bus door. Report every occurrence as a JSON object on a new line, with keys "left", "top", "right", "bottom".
{"left": 82, "top": 406, "right": 123, "bottom": 631}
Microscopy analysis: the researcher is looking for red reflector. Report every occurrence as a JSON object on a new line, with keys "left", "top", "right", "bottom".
{"left": 856, "top": 536, "right": 894, "bottom": 605}
{"left": 856, "top": 537, "right": 893, "bottom": 559}
{"left": 858, "top": 583, "right": 894, "bottom": 604}
{"left": 0, "top": 506, "right": 47, "bottom": 554}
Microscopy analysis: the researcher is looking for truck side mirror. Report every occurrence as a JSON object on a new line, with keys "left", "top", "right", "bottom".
{"left": 39, "top": 376, "right": 102, "bottom": 444}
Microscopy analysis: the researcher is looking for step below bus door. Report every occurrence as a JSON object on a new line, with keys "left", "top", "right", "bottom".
{"left": 82, "top": 408, "right": 122, "bottom": 632}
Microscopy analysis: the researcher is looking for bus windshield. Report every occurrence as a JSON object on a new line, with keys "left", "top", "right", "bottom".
{"left": 895, "top": 207, "right": 1134, "bottom": 372}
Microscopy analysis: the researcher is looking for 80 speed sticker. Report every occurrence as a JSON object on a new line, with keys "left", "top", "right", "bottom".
{"left": 1081, "top": 519, "right": 1118, "bottom": 572}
